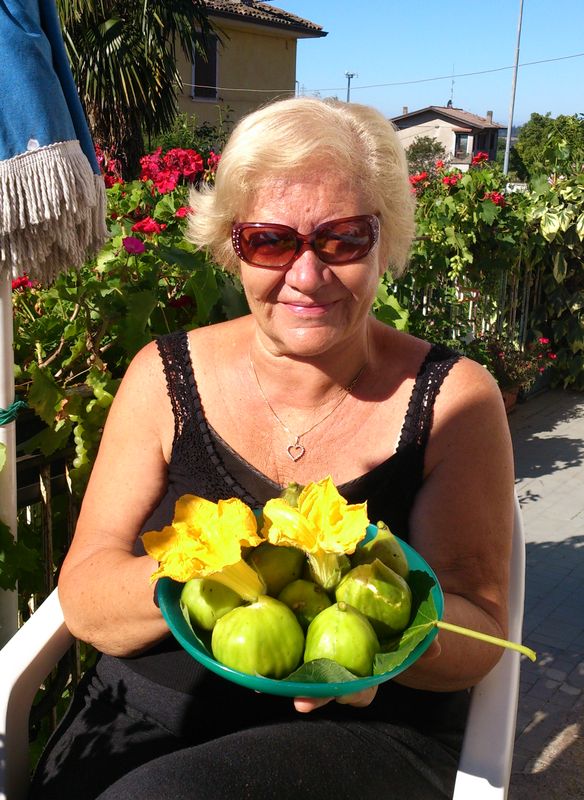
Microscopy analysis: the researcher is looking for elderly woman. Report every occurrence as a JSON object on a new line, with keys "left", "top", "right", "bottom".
{"left": 30, "top": 98, "right": 514, "bottom": 800}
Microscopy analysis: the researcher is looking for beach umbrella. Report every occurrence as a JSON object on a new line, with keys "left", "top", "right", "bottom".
{"left": 0, "top": 0, "right": 107, "bottom": 645}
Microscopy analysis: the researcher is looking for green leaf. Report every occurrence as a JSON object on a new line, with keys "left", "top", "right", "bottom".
{"left": 479, "top": 201, "right": 499, "bottom": 225}
{"left": 27, "top": 364, "right": 65, "bottom": 425}
{"left": 552, "top": 252, "right": 568, "bottom": 284}
{"left": 540, "top": 210, "right": 561, "bottom": 240}
{"left": 21, "top": 421, "right": 73, "bottom": 457}
{"left": 284, "top": 659, "right": 358, "bottom": 684}
{"left": 119, "top": 290, "right": 158, "bottom": 356}
{"left": 184, "top": 270, "right": 221, "bottom": 324}
{"left": 0, "top": 442, "right": 5, "bottom": 473}
{"left": 373, "top": 570, "right": 438, "bottom": 674}
{"left": 156, "top": 244, "right": 207, "bottom": 271}
{"left": 0, "top": 518, "right": 41, "bottom": 591}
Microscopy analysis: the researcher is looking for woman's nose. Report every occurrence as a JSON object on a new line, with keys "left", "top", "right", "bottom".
{"left": 285, "top": 247, "right": 331, "bottom": 292}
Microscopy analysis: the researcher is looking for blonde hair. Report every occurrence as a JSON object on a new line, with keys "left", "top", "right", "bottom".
{"left": 186, "top": 96, "right": 415, "bottom": 277}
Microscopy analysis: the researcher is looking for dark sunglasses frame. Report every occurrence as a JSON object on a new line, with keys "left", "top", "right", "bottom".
{"left": 231, "top": 214, "right": 380, "bottom": 268}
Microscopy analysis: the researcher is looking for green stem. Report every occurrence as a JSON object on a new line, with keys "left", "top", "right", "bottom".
{"left": 436, "top": 620, "right": 537, "bottom": 662}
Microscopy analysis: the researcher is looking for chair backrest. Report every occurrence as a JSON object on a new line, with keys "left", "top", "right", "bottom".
{"left": 453, "top": 494, "right": 526, "bottom": 799}
{"left": 0, "top": 588, "right": 73, "bottom": 800}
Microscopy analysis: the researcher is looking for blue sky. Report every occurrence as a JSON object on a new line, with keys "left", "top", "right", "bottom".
{"left": 281, "top": 0, "right": 584, "bottom": 126}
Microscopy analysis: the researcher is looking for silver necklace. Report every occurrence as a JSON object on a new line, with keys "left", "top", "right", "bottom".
{"left": 249, "top": 356, "right": 367, "bottom": 462}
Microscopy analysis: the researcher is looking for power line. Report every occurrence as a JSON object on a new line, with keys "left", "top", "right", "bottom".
{"left": 312, "top": 52, "right": 584, "bottom": 93}
{"left": 182, "top": 51, "right": 584, "bottom": 95}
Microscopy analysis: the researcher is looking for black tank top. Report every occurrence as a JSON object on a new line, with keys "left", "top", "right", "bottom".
{"left": 118, "top": 330, "right": 463, "bottom": 711}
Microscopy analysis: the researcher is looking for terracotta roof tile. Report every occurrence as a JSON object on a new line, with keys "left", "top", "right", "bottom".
{"left": 203, "top": 1, "right": 326, "bottom": 37}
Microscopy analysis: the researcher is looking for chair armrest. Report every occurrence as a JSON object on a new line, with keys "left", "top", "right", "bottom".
{"left": 453, "top": 494, "right": 526, "bottom": 799}
{"left": 453, "top": 649, "right": 522, "bottom": 799}
{"left": 0, "top": 588, "right": 74, "bottom": 800}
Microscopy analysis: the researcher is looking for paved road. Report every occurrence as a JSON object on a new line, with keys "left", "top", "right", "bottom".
{"left": 506, "top": 389, "right": 584, "bottom": 799}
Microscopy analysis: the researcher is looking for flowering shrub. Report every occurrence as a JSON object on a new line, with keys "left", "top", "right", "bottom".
{"left": 139, "top": 147, "right": 220, "bottom": 193}
{"left": 464, "top": 334, "right": 557, "bottom": 391}
{"left": 12, "top": 144, "right": 246, "bottom": 496}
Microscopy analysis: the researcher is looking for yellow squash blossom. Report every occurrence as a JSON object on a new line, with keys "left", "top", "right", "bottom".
{"left": 262, "top": 476, "right": 369, "bottom": 590}
{"left": 141, "top": 495, "right": 266, "bottom": 600}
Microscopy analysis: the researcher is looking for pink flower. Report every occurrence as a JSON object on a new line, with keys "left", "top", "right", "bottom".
{"left": 131, "top": 217, "right": 166, "bottom": 235}
{"left": 548, "top": 352, "right": 557, "bottom": 360}
{"left": 435, "top": 160, "right": 444, "bottom": 169}
{"left": 122, "top": 236, "right": 146, "bottom": 254}
{"left": 538, "top": 337, "right": 550, "bottom": 345}
{"left": 175, "top": 206, "right": 193, "bottom": 218}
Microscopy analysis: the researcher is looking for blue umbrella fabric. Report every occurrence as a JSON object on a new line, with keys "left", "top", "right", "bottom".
{"left": 0, "top": 0, "right": 107, "bottom": 282}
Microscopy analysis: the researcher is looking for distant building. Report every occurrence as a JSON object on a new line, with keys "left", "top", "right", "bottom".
{"left": 176, "top": 1, "right": 326, "bottom": 128}
{"left": 391, "top": 105, "right": 506, "bottom": 170}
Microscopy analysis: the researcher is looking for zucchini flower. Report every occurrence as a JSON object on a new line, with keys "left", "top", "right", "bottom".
{"left": 262, "top": 476, "right": 369, "bottom": 590}
{"left": 141, "top": 495, "right": 266, "bottom": 601}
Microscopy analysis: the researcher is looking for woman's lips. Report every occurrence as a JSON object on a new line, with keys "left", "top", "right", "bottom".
{"left": 283, "top": 301, "right": 336, "bottom": 315}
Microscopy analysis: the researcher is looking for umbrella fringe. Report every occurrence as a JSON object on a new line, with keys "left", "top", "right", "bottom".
{"left": 0, "top": 140, "right": 108, "bottom": 282}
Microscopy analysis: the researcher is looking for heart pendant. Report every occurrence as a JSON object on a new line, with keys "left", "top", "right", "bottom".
{"left": 287, "top": 442, "right": 305, "bottom": 462}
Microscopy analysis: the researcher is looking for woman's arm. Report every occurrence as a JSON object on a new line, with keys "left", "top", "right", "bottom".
{"left": 397, "top": 356, "right": 515, "bottom": 692}
{"left": 297, "top": 355, "right": 514, "bottom": 712}
{"left": 58, "top": 341, "right": 175, "bottom": 656}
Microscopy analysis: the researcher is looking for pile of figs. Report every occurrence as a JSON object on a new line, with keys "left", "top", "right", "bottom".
{"left": 180, "top": 519, "right": 414, "bottom": 680}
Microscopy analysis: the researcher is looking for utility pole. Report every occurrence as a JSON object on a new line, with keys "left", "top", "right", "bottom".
{"left": 504, "top": 0, "right": 524, "bottom": 175}
{"left": 345, "top": 71, "right": 357, "bottom": 103}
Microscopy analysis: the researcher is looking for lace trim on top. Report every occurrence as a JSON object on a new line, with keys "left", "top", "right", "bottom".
{"left": 157, "top": 331, "right": 258, "bottom": 507}
{"left": 397, "top": 343, "right": 461, "bottom": 450}
{"left": 156, "top": 331, "right": 460, "bottom": 502}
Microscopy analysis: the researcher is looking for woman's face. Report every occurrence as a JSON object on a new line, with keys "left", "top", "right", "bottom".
{"left": 237, "top": 173, "right": 382, "bottom": 359}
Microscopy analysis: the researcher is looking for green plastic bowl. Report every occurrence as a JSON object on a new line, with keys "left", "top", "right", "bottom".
{"left": 157, "top": 525, "right": 443, "bottom": 697}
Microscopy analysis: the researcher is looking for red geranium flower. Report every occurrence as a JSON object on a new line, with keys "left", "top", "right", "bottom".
{"left": 12, "top": 275, "right": 33, "bottom": 291}
{"left": 131, "top": 217, "right": 167, "bottom": 235}
{"left": 175, "top": 206, "right": 193, "bottom": 218}
{"left": 482, "top": 191, "right": 506, "bottom": 208}
{"left": 471, "top": 152, "right": 489, "bottom": 165}
{"left": 442, "top": 173, "right": 463, "bottom": 187}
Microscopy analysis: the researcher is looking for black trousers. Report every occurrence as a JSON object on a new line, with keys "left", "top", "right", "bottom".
{"left": 29, "top": 655, "right": 467, "bottom": 799}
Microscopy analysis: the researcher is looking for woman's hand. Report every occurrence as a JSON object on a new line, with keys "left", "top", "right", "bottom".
{"left": 292, "top": 638, "right": 441, "bottom": 713}
{"left": 294, "top": 686, "right": 378, "bottom": 713}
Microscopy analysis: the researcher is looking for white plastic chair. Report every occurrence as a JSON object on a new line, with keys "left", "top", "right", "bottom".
{"left": 453, "top": 494, "right": 526, "bottom": 799}
{"left": 0, "top": 497, "right": 526, "bottom": 800}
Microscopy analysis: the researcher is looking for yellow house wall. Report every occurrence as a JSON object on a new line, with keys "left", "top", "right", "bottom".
{"left": 176, "top": 23, "right": 298, "bottom": 131}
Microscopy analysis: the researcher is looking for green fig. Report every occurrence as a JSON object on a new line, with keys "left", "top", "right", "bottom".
{"left": 335, "top": 559, "right": 412, "bottom": 637}
{"left": 304, "top": 601, "right": 380, "bottom": 677}
{"left": 351, "top": 520, "right": 409, "bottom": 579}
{"left": 181, "top": 577, "right": 242, "bottom": 631}
{"left": 278, "top": 579, "right": 332, "bottom": 630}
{"left": 211, "top": 595, "right": 305, "bottom": 679}
{"left": 247, "top": 541, "right": 305, "bottom": 596}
